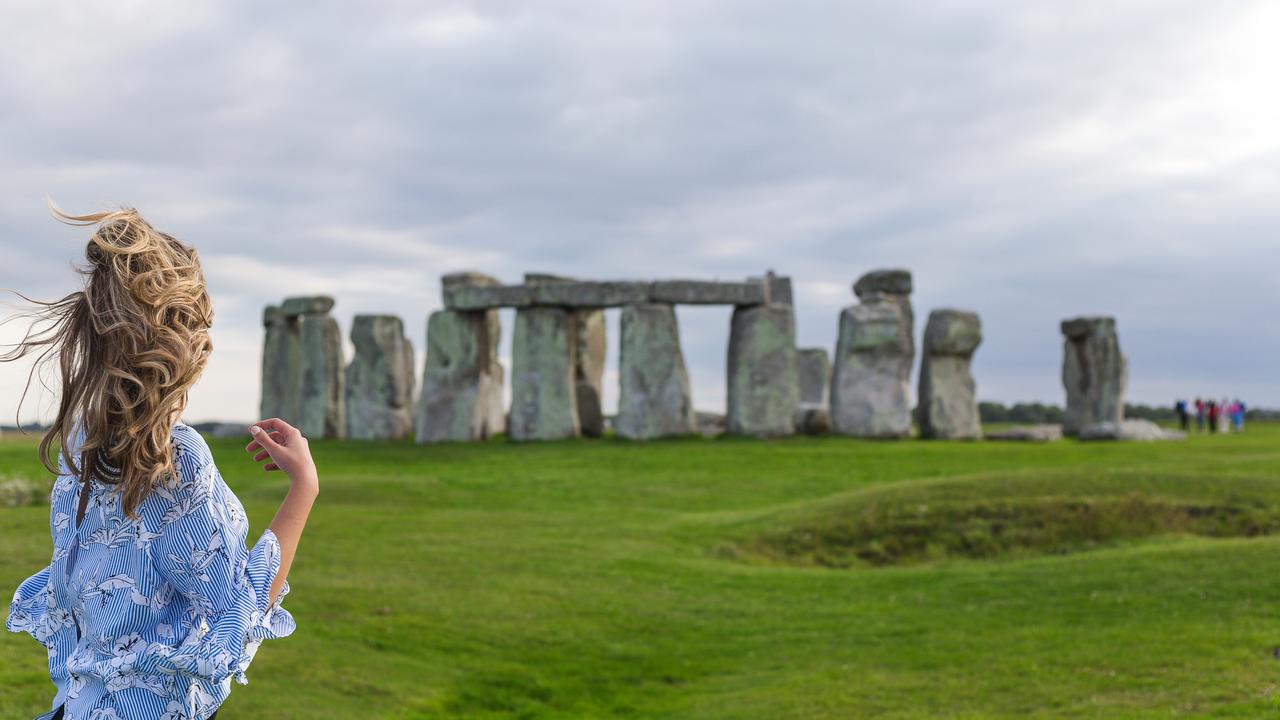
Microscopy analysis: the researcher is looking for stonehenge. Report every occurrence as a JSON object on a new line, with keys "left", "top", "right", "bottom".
{"left": 346, "top": 315, "right": 416, "bottom": 440}
{"left": 261, "top": 296, "right": 345, "bottom": 439}
{"left": 830, "top": 270, "right": 914, "bottom": 438}
{"left": 918, "top": 309, "right": 983, "bottom": 440}
{"left": 1061, "top": 316, "right": 1127, "bottom": 436}
{"left": 615, "top": 304, "right": 697, "bottom": 439}
{"left": 254, "top": 269, "right": 1154, "bottom": 449}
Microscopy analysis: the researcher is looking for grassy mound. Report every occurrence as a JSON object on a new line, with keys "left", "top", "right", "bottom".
{"left": 737, "top": 486, "right": 1280, "bottom": 568}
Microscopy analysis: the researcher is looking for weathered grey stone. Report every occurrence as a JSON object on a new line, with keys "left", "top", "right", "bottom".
{"left": 648, "top": 280, "right": 766, "bottom": 306}
{"left": 853, "top": 269, "right": 912, "bottom": 300}
{"left": 575, "top": 310, "right": 606, "bottom": 437}
{"left": 830, "top": 272, "right": 914, "bottom": 438}
{"left": 260, "top": 299, "right": 345, "bottom": 438}
{"left": 280, "top": 295, "right": 335, "bottom": 316}
{"left": 796, "top": 348, "right": 831, "bottom": 407}
{"left": 530, "top": 281, "right": 652, "bottom": 307}
{"left": 441, "top": 271, "right": 501, "bottom": 292}
{"left": 296, "top": 313, "right": 346, "bottom": 439}
{"left": 1061, "top": 316, "right": 1127, "bottom": 436}
{"left": 442, "top": 284, "right": 534, "bottom": 310}
{"left": 509, "top": 307, "right": 580, "bottom": 441}
{"left": 985, "top": 424, "right": 1064, "bottom": 442}
{"left": 918, "top": 309, "right": 982, "bottom": 440}
{"left": 524, "top": 274, "right": 606, "bottom": 437}
{"left": 1079, "top": 419, "right": 1185, "bottom": 442}
{"left": 260, "top": 306, "right": 296, "bottom": 422}
{"left": 794, "top": 407, "right": 832, "bottom": 436}
{"left": 345, "top": 315, "right": 415, "bottom": 440}
{"left": 727, "top": 305, "right": 799, "bottom": 437}
{"left": 765, "top": 271, "right": 793, "bottom": 306}
{"left": 615, "top": 304, "right": 697, "bottom": 439}
{"left": 417, "top": 310, "right": 504, "bottom": 443}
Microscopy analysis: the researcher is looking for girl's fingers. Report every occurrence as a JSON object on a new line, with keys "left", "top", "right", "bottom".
{"left": 253, "top": 450, "right": 270, "bottom": 463}
{"left": 254, "top": 418, "right": 299, "bottom": 437}
{"left": 264, "top": 463, "right": 279, "bottom": 472}
{"left": 245, "top": 429, "right": 283, "bottom": 453}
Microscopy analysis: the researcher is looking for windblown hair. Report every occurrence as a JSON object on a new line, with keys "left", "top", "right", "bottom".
{"left": 1, "top": 207, "right": 213, "bottom": 518}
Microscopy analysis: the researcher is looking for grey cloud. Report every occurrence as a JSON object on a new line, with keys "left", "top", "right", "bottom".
{"left": 1, "top": 1, "right": 1276, "bottom": 422}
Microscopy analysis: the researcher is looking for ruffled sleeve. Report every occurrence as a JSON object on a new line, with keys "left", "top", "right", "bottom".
{"left": 6, "top": 565, "right": 53, "bottom": 641}
{"left": 144, "top": 460, "right": 296, "bottom": 686}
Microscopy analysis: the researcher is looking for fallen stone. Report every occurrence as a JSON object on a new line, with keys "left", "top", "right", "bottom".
{"left": 417, "top": 310, "right": 504, "bottom": 443}
{"left": 1061, "top": 316, "right": 1127, "bottom": 435}
{"left": 985, "top": 424, "right": 1064, "bottom": 442}
{"left": 1079, "top": 419, "right": 1185, "bottom": 442}
{"left": 727, "top": 305, "right": 799, "bottom": 437}
{"left": 615, "top": 304, "right": 697, "bottom": 439}
{"left": 794, "top": 407, "right": 832, "bottom": 436}
{"left": 346, "top": 315, "right": 415, "bottom": 440}
{"left": 695, "top": 411, "right": 727, "bottom": 437}
{"left": 918, "top": 309, "right": 982, "bottom": 440}
{"left": 509, "top": 307, "right": 580, "bottom": 440}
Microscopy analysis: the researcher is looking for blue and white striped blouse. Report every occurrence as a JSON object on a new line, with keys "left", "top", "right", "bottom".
{"left": 6, "top": 423, "right": 296, "bottom": 719}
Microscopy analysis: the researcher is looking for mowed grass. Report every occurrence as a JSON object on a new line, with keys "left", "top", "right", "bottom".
{"left": 3, "top": 424, "right": 1280, "bottom": 718}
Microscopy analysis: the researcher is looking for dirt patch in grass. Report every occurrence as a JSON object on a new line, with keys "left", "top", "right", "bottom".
{"left": 738, "top": 492, "right": 1280, "bottom": 568}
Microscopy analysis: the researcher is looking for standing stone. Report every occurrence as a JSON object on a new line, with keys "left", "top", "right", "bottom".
{"left": 439, "top": 272, "right": 506, "bottom": 437}
{"left": 831, "top": 270, "right": 914, "bottom": 438}
{"left": 260, "top": 306, "right": 297, "bottom": 422}
{"left": 509, "top": 307, "right": 580, "bottom": 441}
{"left": 918, "top": 309, "right": 982, "bottom": 440}
{"left": 1061, "top": 316, "right": 1127, "bottom": 436}
{"left": 260, "top": 296, "right": 345, "bottom": 439}
{"left": 417, "top": 309, "right": 504, "bottom": 443}
{"left": 726, "top": 305, "right": 799, "bottom": 437}
{"left": 298, "top": 310, "right": 346, "bottom": 439}
{"left": 574, "top": 310, "right": 606, "bottom": 438}
{"left": 524, "top": 273, "right": 606, "bottom": 438}
{"left": 616, "top": 304, "right": 697, "bottom": 439}
{"left": 796, "top": 348, "right": 831, "bottom": 407}
{"left": 346, "top": 315, "right": 415, "bottom": 440}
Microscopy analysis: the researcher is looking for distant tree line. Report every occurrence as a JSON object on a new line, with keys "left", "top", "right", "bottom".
{"left": 977, "top": 401, "right": 1280, "bottom": 424}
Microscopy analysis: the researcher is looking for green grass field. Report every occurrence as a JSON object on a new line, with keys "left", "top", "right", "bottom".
{"left": 3, "top": 425, "right": 1280, "bottom": 718}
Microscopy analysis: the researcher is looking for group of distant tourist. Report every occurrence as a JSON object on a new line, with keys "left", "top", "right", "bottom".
{"left": 1174, "top": 397, "right": 1247, "bottom": 433}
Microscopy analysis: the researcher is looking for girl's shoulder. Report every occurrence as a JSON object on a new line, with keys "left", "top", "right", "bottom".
{"left": 168, "top": 422, "right": 217, "bottom": 492}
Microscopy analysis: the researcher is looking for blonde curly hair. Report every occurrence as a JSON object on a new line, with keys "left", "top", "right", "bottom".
{"left": 2, "top": 206, "right": 213, "bottom": 518}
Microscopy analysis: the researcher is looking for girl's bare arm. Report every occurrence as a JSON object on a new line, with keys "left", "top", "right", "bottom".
{"left": 245, "top": 418, "right": 319, "bottom": 606}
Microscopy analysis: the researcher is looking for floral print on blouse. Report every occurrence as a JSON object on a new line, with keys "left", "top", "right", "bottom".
{"left": 6, "top": 423, "right": 296, "bottom": 720}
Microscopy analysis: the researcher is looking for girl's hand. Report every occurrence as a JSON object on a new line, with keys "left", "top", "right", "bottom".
{"left": 246, "top": 418, "right": 319, "bottom": 492}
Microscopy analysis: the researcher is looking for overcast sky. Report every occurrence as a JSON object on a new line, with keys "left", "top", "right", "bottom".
{"left": 1, "top": 1, "right": 1277, "bottom": 424}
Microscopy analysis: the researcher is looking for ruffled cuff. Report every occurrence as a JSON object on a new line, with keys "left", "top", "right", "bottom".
{"left": 139, "top": 529, "right": 296, "bottom": 688}
{"left": 232, "top": 529, "right": 296, "bottom": 685}
{"left": 6, "top": 566, "right": 51, "bottom": 638}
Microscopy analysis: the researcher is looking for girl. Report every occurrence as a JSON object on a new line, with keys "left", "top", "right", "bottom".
{"left": 4, "top": 208, "right": 318, "bottom": 719}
